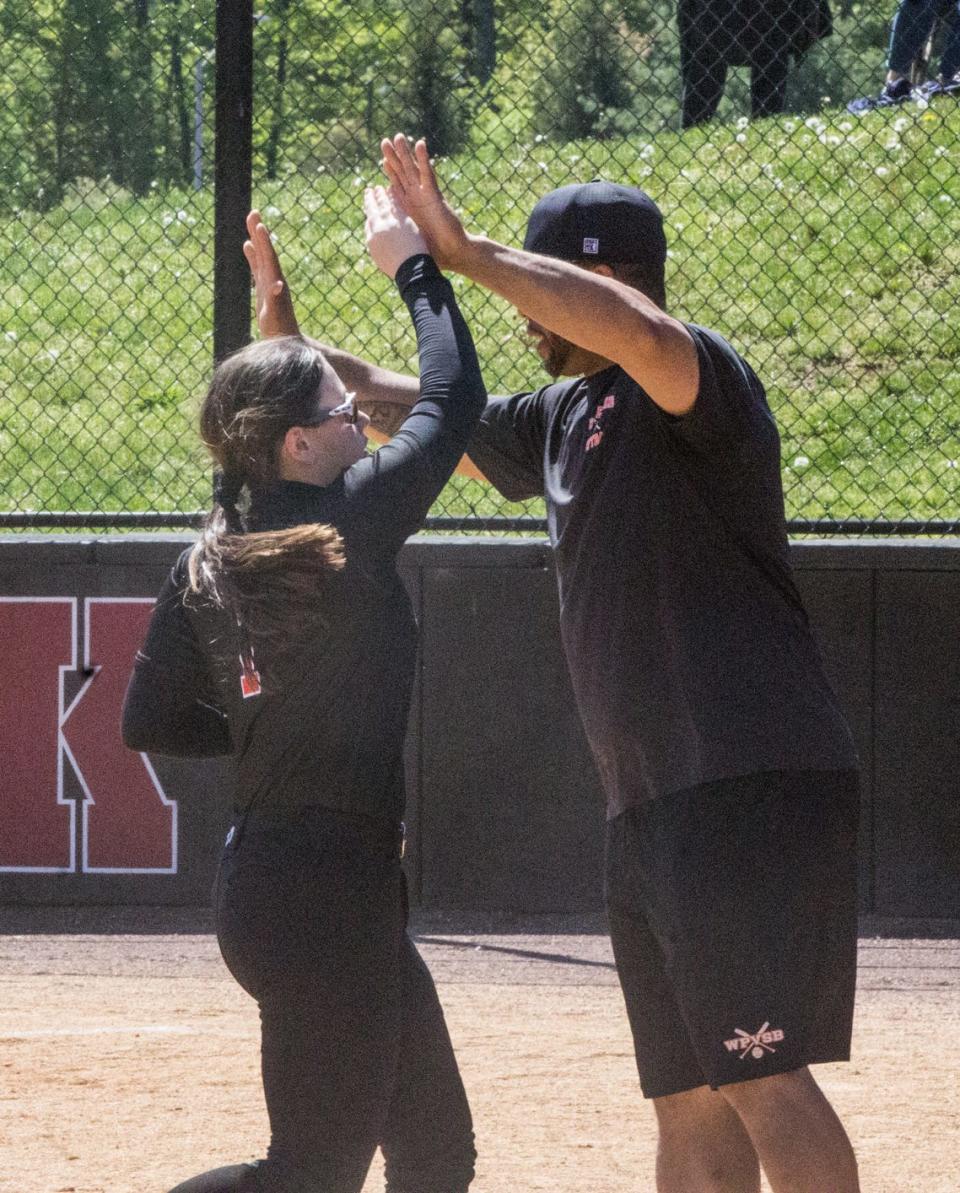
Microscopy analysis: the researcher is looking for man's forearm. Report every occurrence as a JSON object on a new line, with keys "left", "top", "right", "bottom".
{"left": 450, "top": 235, "right": 698, "bottom": 415}
{"left": 302, "top": 337, "right": 420, "bottom": 436}
{"left": 454, "top": 236, "right": 668, "bottom": 364}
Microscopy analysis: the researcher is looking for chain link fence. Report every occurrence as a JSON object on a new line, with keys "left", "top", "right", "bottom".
{"left": 1, "top": 0, "right": 958, "bottom": 531}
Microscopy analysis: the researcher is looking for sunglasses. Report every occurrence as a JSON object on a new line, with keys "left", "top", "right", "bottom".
{"left": 307, "top": 392, "right": 359, "bottom": 426}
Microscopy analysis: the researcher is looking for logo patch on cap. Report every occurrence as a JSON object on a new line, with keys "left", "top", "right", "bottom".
{"left": 582, "top": 237, "right": 600, "bottom": 255}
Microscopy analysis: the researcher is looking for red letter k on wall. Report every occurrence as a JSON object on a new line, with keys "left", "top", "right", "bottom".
{"left": 0, "top": 598, "right": 176, "bottom": 874}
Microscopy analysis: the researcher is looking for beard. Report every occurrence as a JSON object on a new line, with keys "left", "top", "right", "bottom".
{"left": 529, "top": 324, "right": 576, "bottom": 378}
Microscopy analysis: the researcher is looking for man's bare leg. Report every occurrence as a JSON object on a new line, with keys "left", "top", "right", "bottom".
{"left": 653, "top": 1085, "right": 761, "bottom": 1193}
{"left": 720, "top": 1067, "right": 859, "bottom": 1193}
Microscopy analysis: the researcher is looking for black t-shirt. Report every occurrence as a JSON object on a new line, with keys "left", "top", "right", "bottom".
{"left": 467, "top": 324, "right": 857, "bottom": 817}
{"left": 122, "top": 255, "right": 486, "bottom": 825}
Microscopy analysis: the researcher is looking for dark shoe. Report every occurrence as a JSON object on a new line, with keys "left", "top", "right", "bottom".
{"left": 847, "top": 78, "right": 913, "bottom": 114}
{"left": 917, "top": 74, "right": 960, "bottom": 99}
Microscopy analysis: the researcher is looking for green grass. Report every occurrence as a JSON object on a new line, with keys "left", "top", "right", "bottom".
{"left": 1, "top": 101, "right": 959, "bottom": 526}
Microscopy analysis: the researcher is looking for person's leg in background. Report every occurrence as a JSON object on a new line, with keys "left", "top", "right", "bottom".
{"left": 679, "top": 0, "right": 730, "bottom": 126}
{"left": 888, "top": 0, "right": 947, "bottom": 79}
{"left": 928, "top": 1, "right": 960, "bottom": 91}
{"left": 681, "top": 43, "right": 729, "bottom": 127}
{"left": 849, "top": 0, "right": 945, "bottom": 109}
{"left": 750, "top": 48, "right": 792, "bottom": 117}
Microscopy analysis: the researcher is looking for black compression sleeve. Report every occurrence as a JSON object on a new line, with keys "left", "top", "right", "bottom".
{"left": 343, "top": 253, "right": 486, "bottom": 550}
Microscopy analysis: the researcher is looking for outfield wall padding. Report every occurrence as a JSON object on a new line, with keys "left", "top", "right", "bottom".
{"left": 0, "top": 536, "right": 957, "bottom": 918}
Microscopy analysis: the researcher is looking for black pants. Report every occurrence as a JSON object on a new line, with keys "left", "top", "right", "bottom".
{"left": 171, "top": 806, "right": 475, "bottom": 1193}
{"left": 681, "top": 48, "right": 792, "bottom": 126}
{"left": 679, "top": 7, "right": 793, "bottom": 128}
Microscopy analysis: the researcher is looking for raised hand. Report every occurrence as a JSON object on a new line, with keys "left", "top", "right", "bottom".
{"left": 363, "top": 184, "right": 428, "bottom": 279}
{"left": 242, "top": 210, "right": 300, "bottom": 339}
{"left": 380, "top": 135, "right": 470, "bottom": 270}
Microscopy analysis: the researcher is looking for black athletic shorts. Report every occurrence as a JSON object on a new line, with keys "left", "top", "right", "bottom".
{"left": 604, "top": 769, "right": 860, "bottom": 1100}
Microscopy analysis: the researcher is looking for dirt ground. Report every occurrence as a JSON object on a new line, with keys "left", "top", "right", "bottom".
{"left": 1, "top": 909, "right": 958, "bottom": 1193}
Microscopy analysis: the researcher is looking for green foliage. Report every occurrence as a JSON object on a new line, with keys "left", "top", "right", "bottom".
{"left": 0, "top": 0, "right": 944, "bottom": 206}
{"left": 389, "top": 0, "right": 473, "bottom": 155}
{"left": 533, "top": 0, "right": 640, "bottom": 141}
{"left": 2, "top": 102, "right": 959, "bottom": 525}
{"left": 789, "top": 3, "right": 892, "bottom": 112}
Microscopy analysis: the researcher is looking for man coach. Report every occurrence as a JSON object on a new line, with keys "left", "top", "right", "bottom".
{"left": 248, "top": 138, "right": 862, "bottom": 1193}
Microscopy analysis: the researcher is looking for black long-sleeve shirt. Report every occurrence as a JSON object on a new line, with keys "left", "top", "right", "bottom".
{"left": 122, "top": 255, "right": 485, "bottom": 823}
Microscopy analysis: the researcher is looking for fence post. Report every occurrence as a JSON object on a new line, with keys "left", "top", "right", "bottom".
{"left": 213, "top": 0, "right": 254, "bottom": 365}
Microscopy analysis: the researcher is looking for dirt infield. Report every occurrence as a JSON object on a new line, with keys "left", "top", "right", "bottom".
{"left": 1, "top": 910, "right": 958, "bottom": 1193}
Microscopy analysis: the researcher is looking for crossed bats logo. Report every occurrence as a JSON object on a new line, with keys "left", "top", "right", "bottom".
{"left": 723, "top": 1021, "right": 785, "bottom": 1061}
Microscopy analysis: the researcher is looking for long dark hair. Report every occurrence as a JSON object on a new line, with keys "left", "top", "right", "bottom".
{"left": 187, "top": 336, "right": 346, "bottom": 687}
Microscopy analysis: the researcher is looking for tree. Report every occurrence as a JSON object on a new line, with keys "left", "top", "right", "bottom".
{"left": 128, "top": 0, "right": 157, "bottom": 196}
{"left": 534, "top": 0, "right": 637, "bottom": 141}
{"left": 264, "top": 0, "right": 291, "bottom": 180}
{"left": 393, "top": 0, "right": 472, "bottom": 156}
{"left": 461, "top": 0, "right": 496, "bottom": 83}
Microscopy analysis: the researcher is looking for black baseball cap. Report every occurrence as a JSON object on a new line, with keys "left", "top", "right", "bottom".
{"left": 523, "top": 180, "right": 667, "bottom": 305}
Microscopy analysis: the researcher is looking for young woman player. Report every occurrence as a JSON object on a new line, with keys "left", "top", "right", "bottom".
{"left": 122, "top": 186, "right": 485, "bottom": 1193}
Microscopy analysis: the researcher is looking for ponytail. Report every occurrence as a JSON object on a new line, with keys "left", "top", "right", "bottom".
{"left": 188, "top": 336, "right": 347, "bottom": 690}
{"left": 212, "top": 469, "right": 244, "bottom": 535}
{"left": 187, "top": 510, "right": 346, "bottom": 691}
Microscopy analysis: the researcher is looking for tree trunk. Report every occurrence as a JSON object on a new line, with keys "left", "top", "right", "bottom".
{"left": 169, "top": 19, "right": 192, "bottom": 183}
{"left": 265, "top": 0, "right": 291, "bottom": 181}
{"left": 129, "top": 0, "right": 156, "bottom": 195}
{"left": 461, "top": 0, "right": 496, "bottom": 83}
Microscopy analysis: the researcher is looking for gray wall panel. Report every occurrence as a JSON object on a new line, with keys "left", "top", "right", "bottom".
{"left": 419, "top": 563, "right": 604, "bottom": 911}
{"left": 874, "top": 571, "right": 960, "bottom": 917}
{"left": 1, "top": 536, "right": 959, "bottom": 917}
{"left": 792, "top": 568, "right": 874, "bottom": 910}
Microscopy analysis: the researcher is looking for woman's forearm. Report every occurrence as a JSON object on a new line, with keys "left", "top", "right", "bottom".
{"left": 303, "top": 337, "right": 420, "bottom": 436}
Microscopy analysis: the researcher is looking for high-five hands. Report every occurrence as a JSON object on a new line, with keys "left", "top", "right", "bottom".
{"left": 380, "top": 135, "right": 470, "bottom": 271}
{"left": 363, "top": 185, "right": 428, "bottom": 279}
{"left": 242, "top": 211, "right": 301, "bottom": 339}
